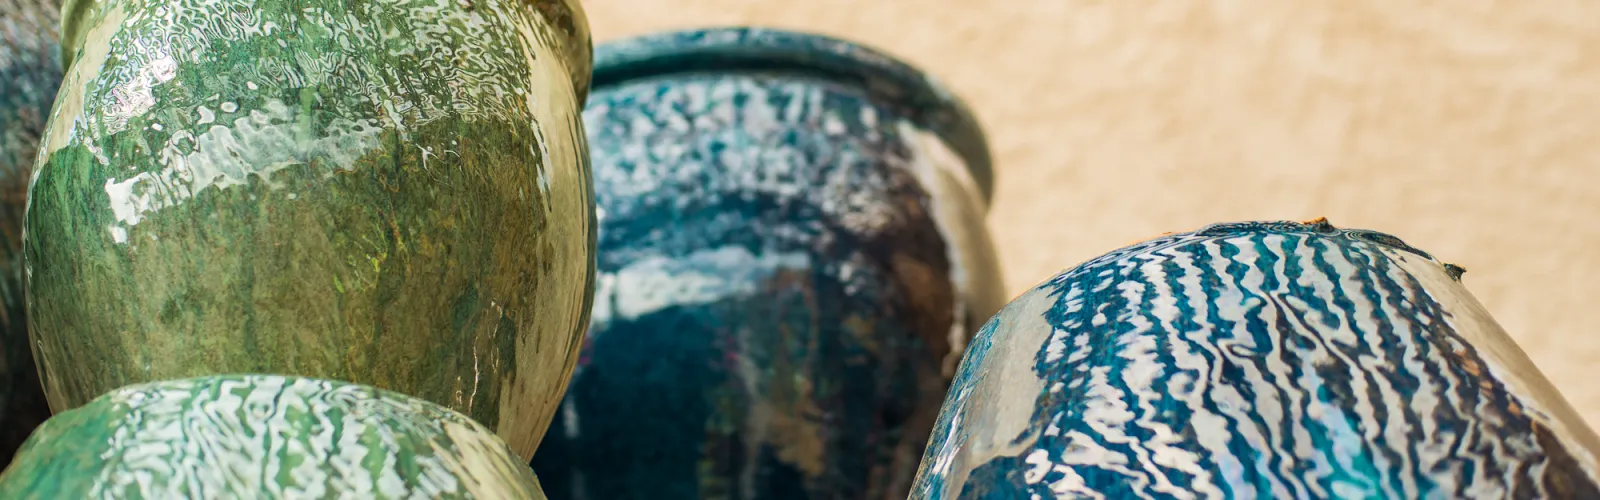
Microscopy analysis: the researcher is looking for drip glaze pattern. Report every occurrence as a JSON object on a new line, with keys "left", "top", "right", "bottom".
{"left": 912, "top": 220, "right": 1600, "bottom": 499}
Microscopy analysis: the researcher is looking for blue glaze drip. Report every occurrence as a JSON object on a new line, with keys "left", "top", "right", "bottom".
{"left": 913, "top": 221, "right": 1600, "bottom": 499}
{"left": 531, "top": 27, "right": 1006, "bottom": 500}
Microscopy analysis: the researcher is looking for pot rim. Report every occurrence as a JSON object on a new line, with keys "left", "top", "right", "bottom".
{"left": 590, "top": 26, "right": 996, "bottom": 205}
{"left": 56, "top": 0, "right": 594, "bottom": 104}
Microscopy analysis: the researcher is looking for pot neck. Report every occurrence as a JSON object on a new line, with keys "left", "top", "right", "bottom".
{"left": 591, "top": 27, "right": 995, "bottom": 205}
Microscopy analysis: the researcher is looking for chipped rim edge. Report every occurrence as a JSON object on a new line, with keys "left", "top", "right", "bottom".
{"left": 590, "top": 26, "right": 997, "bottom": 205}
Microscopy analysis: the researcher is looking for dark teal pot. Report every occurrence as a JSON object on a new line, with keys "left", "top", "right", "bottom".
{"left": 528, "top": 27, "right": 1007, "bottom": 500}
{"left": 0, "top": 374, "right": 548, "bottom": 498}
{"left": 25, "top": 0, "right": 595, "bottom": 460}
{"left": 911, "top": 220, "right": 1600, "bottom": 499}
{"left": 0, "top": 0, "right": 63, "bottom": 469}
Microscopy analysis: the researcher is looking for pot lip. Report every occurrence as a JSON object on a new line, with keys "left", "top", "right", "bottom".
{"left": 54, "top": 0, "right": 595, "bottom": 105}
{"left": 591, "top": 26, "right": 996, "bottom": 205}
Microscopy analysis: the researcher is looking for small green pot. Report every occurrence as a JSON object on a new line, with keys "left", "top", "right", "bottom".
{"left": 0, "top": 374, "right": 547, "bottom": 499}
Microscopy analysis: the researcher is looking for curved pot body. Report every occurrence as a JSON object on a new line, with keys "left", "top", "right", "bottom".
{"left": 529, "top": 27, "right": 1007, "bottom": 500}
{"left": 912, "top": 220, "right": 1600, "bottom": 499}
{"left": 0, "top": 0, "right": 64, "bottom": 469}
{"left": 24, "top": 0, "right": 596, "bottom": 459}
{"left": 0, "top": 374, "right": 548, "bottom": 498}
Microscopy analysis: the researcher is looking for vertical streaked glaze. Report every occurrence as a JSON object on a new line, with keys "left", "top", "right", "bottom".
{"left": 912, "top": 220, "right": 1600, "bottom": 499}
{"left": 24, "top": 0, "right": 595, "bottom": 459}
{"left": 0, "top": 0, "right": 62, "bottom": 468}
{"left": 529, "top": 27, "right": 1006, "bottom": 500}
{"left": 0, "top": 374, "right": 548, "bottom": 498}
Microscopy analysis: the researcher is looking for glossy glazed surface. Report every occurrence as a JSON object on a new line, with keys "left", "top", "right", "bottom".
{"left": 529, "top": 28, "right": 1006, "bottom": 500}
{"left": 0, "top": 0, "right": 62, "bottom": 469}
{"left": 0, "top": 374, "right": 548, "bottom": 498}
{"left": 912, "top": 220, "right": 1600, "bottom": 499}
{"left": 25, "top": 0, "right": 595, "bottom": 459}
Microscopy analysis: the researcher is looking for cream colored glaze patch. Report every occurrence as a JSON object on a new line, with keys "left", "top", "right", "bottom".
{"left": 499, "top": 0, "right": 594, "bottom": 461}
{"left": 442, "top": 422, "right": 548, "bottom": 499}
{"left": 899, "top": 121, "right": 1008, "bottom": 377}
{"left": 41, "top": 3, "right": 127, "bottom": 158}
{"left": 1386, "top": 248, "right": 1600, "bottom": 477}
{"left": 935, "top": 288, "right": 1056, "bottom": 500}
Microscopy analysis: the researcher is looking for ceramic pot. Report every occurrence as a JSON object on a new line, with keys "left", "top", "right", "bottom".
{"left": 24, "top": 0, "right": 596, "bottom": 459}
{"left": 528, "top": 27, "right": 1007, "bottom": 500}
{"left": 0, "top": 0, "right": 64, "bottom": 469}
{"left": 911, "top": 220, "right": 1600, "bottom": 499}
{"left": 0, "top": 374, "right": 548, "bottom": 498}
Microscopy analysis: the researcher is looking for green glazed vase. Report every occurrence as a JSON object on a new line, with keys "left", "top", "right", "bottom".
{"left": 0, "top": 374, "right": 548, "bottom": 499}
{"left": 0, "top": 0, "right": 64, "bottom": 469}
{"left": 25, "top": 0, "right": 596, "bottom": 460}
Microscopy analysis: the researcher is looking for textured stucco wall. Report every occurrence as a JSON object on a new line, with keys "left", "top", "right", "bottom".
{"left": 583, "top": 1, "right": 1600, "bottom": 428}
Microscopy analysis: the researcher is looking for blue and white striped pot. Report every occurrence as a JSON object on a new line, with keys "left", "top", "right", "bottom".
{"left": 912, "top": 219, "right": 1600, "bottom": 499}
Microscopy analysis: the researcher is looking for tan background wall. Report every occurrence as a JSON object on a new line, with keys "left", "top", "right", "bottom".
{"left": 582, "top": 1, "right": 1600, "bottom": 428}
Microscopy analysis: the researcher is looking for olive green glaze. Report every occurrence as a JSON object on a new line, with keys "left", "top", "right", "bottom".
{"left": 24, "top": 0, "right": 596, "bottom": 460}
{"left": 1, "top": 0, "right": 63, "bottom": 469}
{"left": 56, "top": 0, "right": 102, "bottom": 70}
{"left": 0, "top": 374, "right": 549, "bottom": 499}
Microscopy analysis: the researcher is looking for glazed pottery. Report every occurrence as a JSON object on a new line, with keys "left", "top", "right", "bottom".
{"left": 0, "top": 374, "right": 548, "bottom": 498}
{"left": 911, "top": 220, "right": 1600, "bottom": 499}
{"left": 0, "top": 0, "right": 64, "bottom": 468}
{"left": 529, "top": 27, "right": 1007, "bottom": 500}
{"left": 24, "top": 0, "right": 596, "bottom": 459}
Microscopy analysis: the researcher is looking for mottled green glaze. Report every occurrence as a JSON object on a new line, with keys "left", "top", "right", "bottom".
{"left": 24, "top": 0, "right": 596, "bottom": 459}
{"left": 0, "top": 374, "right": 548, "bottom": 499}
{"left": 0, "top": 0, "right": 64, "bottom": 469}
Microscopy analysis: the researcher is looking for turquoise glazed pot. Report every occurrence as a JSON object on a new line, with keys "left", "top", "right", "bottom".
{"left": 0, "top": 374, "right": 548, "bottom": 498}
{"left": 0, "top": 0, "right": 63, "bottom": 468}
{"left": 911, "top": 220, "right": 1600, "bottom": 499}
{"left": 25, "top": 0, "right": 595, "bottom": 459}
{"left": 529, "top": 27, "right": 1007, "bottom": 500}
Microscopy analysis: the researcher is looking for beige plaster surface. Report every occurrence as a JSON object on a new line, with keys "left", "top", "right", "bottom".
{"left": 582, "top": 1, "right": 1600, "bottom": 428}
